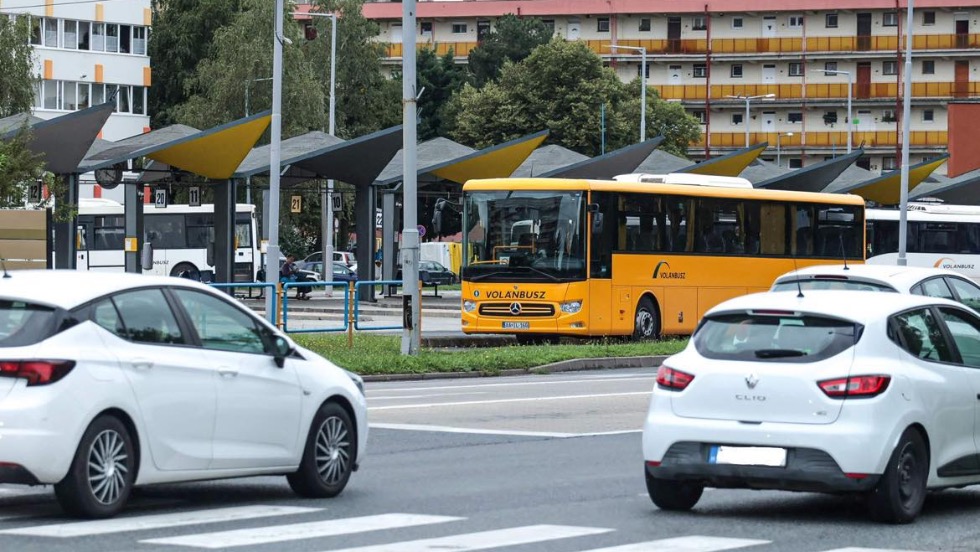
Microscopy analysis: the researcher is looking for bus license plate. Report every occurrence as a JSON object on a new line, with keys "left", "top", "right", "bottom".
{"left": 502, "top": 321, "right": 530, "bottom": 329}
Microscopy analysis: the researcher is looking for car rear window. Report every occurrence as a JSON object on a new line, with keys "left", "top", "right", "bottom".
{"left": 0, "top": 300, "right": 60, "bottom": 347}
{"left": 694, "top": 312, "right": 863, "bottom": 362}
{"left": 772, "top": 279, "right": 897, "bottom": 292}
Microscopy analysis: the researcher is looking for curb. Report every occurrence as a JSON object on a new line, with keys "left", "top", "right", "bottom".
{"left": 361, "top": 355, "right": 668, "bottom": 382}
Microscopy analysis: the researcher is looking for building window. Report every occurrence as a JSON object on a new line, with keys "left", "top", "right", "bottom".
{"left": 420, "top": 22, "right": 432, "bottom": 35}
{"left": 883, "top": 60, "right": 897, "bottom": 75}
{"left": 882, "top": 109, "right": 897, "bottom": 123}
{"left": 119, "top": 24, "right": 131, "bottom": 54}
{"left": 923, "top": 109, "right": 935, "bottom": 122}
{"left": 788, "top": 112, "right": 803, "bottom": 123}
{"left": 692, "top": 16, "right": 707, "bottom": 31}
{"left": 691, "top": 110, "right": 706, "bottom": 124}
{"left": 78, "top": 82, "right": 90, "bottom": 109}
{"left": 42, "top": 81, "right": 58, "bottom": 109}
{"left": 43, "top": 17, "right": 58, "bottom": 47}
{"left": 542, "top": 20, "right": 555, "bottom": 34}
{"left": 788, "top": 62, "right": 804, "bottom": 77}
{"left": 732, "top": 17, "right": 743, "bottom": 29}
{"left": 597, "top": 17, "right": 610, "bottom": 32}
{"left": 92, "top": 23, "right": 105, "bottom": 51}
{"left": 693, "top": 64, "right": 707, "bottom": 78}
{"left": 883, "top": 12, "right": 898, "bottom": 27}
{"left": 731, "top": 64, "right": 743, "bottom": 78}
{"left": 639, "top": 18, "right": 651, "bottom": 32}
{"left": 732, "top": 113, "right": 744, "bottom": 125}
{"left": 133, "top": 86, "right": 146, "bottom": 115}
{"left": 883, "top": 157, "right": 897, "bottom": 171}
{"left": 30, "top": 17, "right": 41, "bottom": 45}
{"left": 451, "top": 23, "right": 467, "bottom": 34}
{"left": 63, "top": 82, "right": 77, "bottom": 110}
{"left": 922, "top": 60, "right": 935, "bottom": 75}
{"left": 823, "top": 111, "right": 838, "bottom": 125}
{"left": 825, "top": 61, "right": 838, "bottom": 73}
{"left": 636, "top": 63, "right": 650, "bottom": 78}
{"left": 789, "top": 158, "right": 803, "bottom": 169}
{"left": 826, "top": 13, "right": 838, "bottom": 28}
{"left": 62, "top": 19, "right": 77, "bottom": 49}
{"left": 923, "top": 11, "right": 936, "bottom": 25}
{"left": 78, "top": 21, "right": 91, "bottom": 50}
{"left": 105, "top": 23, "right": 119, "bottom": 53}
{"left": 788, "top": 15, "right": 804, "bottom": 28}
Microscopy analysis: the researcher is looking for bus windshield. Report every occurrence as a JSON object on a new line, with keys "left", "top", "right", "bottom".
{"left": 462, "top": 190, "right": 587, "bottom": 282}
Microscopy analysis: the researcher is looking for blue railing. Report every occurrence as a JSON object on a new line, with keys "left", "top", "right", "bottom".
{"left": 354, "top": 280, "right": 404, "bottom": 331}
{"left": 210, "top": 282, "right": 279, "bottom": 324}
{"left": 281, "top": 281, "right": 351, "bottom": 333}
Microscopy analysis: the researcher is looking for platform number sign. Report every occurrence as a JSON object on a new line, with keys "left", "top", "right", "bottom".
{"left": 28, "top": 182, "right": 42, "bottom": 203}
{"left": 154, "top": 188, "right": 168, "bottom": 209}
{"left": 291, "top": 195, "right": 302, "bottom": 213}
{"left": 188, "top": 186, "right": 201, "bottom": 207}
{"left": 332, "top": 192, "right": 342, "bottom": 212}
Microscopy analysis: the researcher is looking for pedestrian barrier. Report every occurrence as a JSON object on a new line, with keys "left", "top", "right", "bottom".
{"left": 210, "top": 283, "right": 279, "bottom": 324}
{"left": 354, "top": 280, "right": 407, "bottom": 331}
{"left": 281, "top": 281, "right": 352, "bottom": 334}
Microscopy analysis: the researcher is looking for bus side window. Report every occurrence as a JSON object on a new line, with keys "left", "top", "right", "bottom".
{"left": 590, "top": 192, "right": 615, "bottom": 278}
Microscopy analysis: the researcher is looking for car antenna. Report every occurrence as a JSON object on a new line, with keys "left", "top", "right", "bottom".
{"left": 792, "top": 255, "right": 804, "bottom": 298}
{"left": 839, "top": 235, "right": 849, "bottom": 270}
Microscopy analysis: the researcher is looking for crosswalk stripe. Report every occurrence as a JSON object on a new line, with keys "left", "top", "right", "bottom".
{"left": 324, "top": 524, "right": 614, "bottom": 552}
{"left": 821, "top": 548, "right": 931, "bottom": 552}
{"left": 580, "top": 536, "right": 771, "bottom": 552}
{"left": 139, "top": 513, "right": 463, "bottom": 549}
{"left": 0, "top": 505, "right": 320, "bottom": 538}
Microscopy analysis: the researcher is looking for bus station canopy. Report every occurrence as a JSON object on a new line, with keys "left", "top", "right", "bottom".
{"left": 510, "top": 144, "right": 588, "bottom": 177}
{"left": 538, "top": 136, "right": 664, "bottom": 179}
{"left": 0, "top": 102, "right": 114, "bottom": 175}
{"left": 754, "top": 149, "right": 863, "bottom": 192}
{"left": 831, "top": 155, "right": 949, "bottom": 204}
{"left": 909, "top": 166, "right": 980, "bottom": 204}
{"left": 739, "top": 159, "right": 791, "bottom": 183}
{"left": 634, "top": 149, "right": 692, "bottom": 174}
{"left": 681, "top": 143, "right": 767, "bottom": 177}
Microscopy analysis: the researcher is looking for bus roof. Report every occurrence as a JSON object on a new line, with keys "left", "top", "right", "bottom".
{"left": 462, "top": 177, "right": 865, "bottom": 206}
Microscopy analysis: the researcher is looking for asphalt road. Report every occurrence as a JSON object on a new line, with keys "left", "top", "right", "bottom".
{"left": 3, "top": 369, "right": 980, "bottom": 552}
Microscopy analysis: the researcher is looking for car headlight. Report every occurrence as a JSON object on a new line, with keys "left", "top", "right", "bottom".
{"left": 560, "top": 301, "right": 582, "bottom": 314}
{"left": 344, "top": 369, "right": 365, "bottom": 396}
{"left": 463, "top": 300, "right": 476, "bottom": 312}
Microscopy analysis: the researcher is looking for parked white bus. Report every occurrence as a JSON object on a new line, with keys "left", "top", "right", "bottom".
{"left": 75, "top": 198, "right": 259, "bottom": 282}
{"left": 867, "top": 202, "right": 980, "bottom": 281}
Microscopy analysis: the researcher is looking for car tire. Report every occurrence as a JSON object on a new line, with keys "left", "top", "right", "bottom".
{"left": 633, "top": 296, "right": 660, "bottom": 341}
{"left": 170, "top": 262, "right": 200, "bottom": 280}
{"left": 54, "top": 415, "right": 136, "bottom": 519}
{"left": 646, "top": 472, "right": 703, "bottom": 511}
{"left": 867, "top": 428, "right": 929, "bottom": 524}
{"left": 287, "top": 402, "right": 356, "bottom": 498}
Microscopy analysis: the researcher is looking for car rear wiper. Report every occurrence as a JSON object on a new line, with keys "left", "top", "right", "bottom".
{"left": 754, "top": 349, "right": 808, "bottom": 358}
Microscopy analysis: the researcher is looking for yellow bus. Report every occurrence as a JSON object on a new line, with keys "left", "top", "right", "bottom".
{"left": 460, "top": 174, "right": 866, "bottom": 343}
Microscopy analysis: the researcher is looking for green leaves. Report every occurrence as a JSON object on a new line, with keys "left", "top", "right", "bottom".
{"left": 467, "top": 14, "right": 552, "bottom": 88}
{"left": 0, "top": 15, "right": 36, "bottom": 119}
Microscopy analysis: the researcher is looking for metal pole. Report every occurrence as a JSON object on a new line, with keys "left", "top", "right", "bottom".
{"left": 401, "top": 0, "right": 420, "bottom": 355}
{"left": 846, "top": 70, "right": 853, "bottom": 154}
{"left": 777, "top": 134, "right": 782, "bottom": 167}
{"left": 640, "top": 48, "right": 646, "bottom": 143}
{"left": 897, "top": 0, "right": 914, "bottom": 266}
{"left": 265, "top": 0, "right": 285, "bottom": 321}
{"left": 311, "top": 12, "right": 337, "bottom": 297}
{"left": 744, "top": 97, "right": 750, "bottom": 147}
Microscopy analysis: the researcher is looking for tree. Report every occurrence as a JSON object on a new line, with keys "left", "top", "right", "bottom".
{"left": 148, "top": 0, "right": 241, "bottom": 128}
{"left": 467, "top": 14, "right": 552, "bottom": 88}
{"left": 416, "top": 48, "right": 468, "bottom": 140}
{"left": 0, "top": 15, "right": 46, "bottom": 205}
{"left": 621, "top": 80, "right": 702, "bottom": 158}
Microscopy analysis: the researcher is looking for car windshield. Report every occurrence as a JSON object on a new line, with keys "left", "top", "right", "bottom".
{"left": 0, "top": 300, "right": 62, "bottom": 347}
{"left": 694, "top": 312, "right": 863, "bottom": 363}
{"left": 772, "top": 279, "right": 898, "bottom": 292}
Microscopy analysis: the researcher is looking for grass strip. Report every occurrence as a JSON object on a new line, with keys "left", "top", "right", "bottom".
{"left": 292, "top": 334, "right": 688, "bottom": 375}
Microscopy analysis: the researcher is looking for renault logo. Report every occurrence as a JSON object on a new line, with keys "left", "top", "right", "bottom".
{"left": 745, "top": 374, "right": 759, "bottom": 389}
{"left": 510, "top": 302, "right": 522, "bottom": 315}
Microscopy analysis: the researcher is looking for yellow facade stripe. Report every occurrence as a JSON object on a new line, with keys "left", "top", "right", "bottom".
{"left": 431, "top": 133, "right": 548, "bottom": 184}
{"left": 95, "top": 3, "right": 103, "bottom": 22}
{"left": 45, "top": 0, "right": 53, "bottom": 17}
{"left": 144, "top": 7, "right": 151, "bottom": 26}
{"left": 851, "top": 157, "right": 948, "bottom": 204}
{"left": 685, "top": 145, "right": 764, "bottom": 177}
{"left": 147, "top": 115, "right": 271, "bottom": 179}
{"left": 94, "top": 64, "right": 104, "bottom": 83}
{"left": 143, "top": 67, "right": 152, "bottom": 87}
{"left": 43, "top": 59, "right": 53, "bottom": 80}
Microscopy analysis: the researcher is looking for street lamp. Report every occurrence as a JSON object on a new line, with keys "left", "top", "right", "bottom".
{"left": 813, "top": 68, "right": 852, "bottom": 153}
{"left": 265, "top": 0, "right": 286, "bottom": 321}
{"left": 776, "top": 132, "right": 794, "bottom": 167}
{"left": 296, "top": 10, "right": 338, "bottom": 296}
{"left": 898, "top": 0, "right": 915, "bottom": 266}
{"left": 725, "top": 93, "right": 775, "bottom": 147}
{"left": 607, "top": 45, "right": 648, "bottom": 143}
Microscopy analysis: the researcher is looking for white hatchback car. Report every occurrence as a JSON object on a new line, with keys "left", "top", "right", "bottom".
{"left": 0, "top": 270, "right": 367, "bottom": 518}
{"left": 643, "top": 290, "right": 980, "bottom": 523}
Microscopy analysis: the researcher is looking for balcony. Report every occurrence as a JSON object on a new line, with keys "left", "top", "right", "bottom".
{"left": 382, "top": 41, "right": 478, "bottom": 58}
{"left": 701, "top": 131, "right": 948, "bottom": 148}
{"left": 651, "top": 82, "right": 979, "bottom": 102}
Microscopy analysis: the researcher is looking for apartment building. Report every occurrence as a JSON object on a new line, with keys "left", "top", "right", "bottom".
{"left": 356, "top": 0, "right": 980, "bottom": 176}
{"left": 3, "top": 0, "right": 151, "bottom": 141}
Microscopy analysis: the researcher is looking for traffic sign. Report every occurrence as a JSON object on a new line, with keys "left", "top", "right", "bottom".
{"left": 418, "top": 225, "right": 426, "bottom": 238}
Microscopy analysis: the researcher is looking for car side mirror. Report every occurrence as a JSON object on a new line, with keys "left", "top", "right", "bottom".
{"left": 273, "top": 335, "right": 292, "bottom": 368}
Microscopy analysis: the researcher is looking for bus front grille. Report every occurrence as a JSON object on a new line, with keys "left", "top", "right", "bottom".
{"left": 479, "top": 302, "right": 555, "bottom": 317}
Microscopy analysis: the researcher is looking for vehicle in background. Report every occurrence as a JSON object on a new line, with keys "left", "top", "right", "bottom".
{"left": 299, "top": 261, "right": 358, "bottom": 283}
{"left": 397, "top": 260, "right": 457, "bottom": 286}
{"left": 303, "top": 250, "right": 357, "bottom": 272}
{"left": 772, "top": 264, "right": 980, "bottom": 310}
{"left": 76, "top": 199, "right": 258, "bottom": 283}
{"left": 867, "top": 202, "right": 980, "bottom": 282}
{"left": 643, "top": 289, "right": 980, "bottom": 523}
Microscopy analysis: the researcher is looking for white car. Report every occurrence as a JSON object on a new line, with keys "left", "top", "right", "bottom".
{"left": 771, "top": 264, "right": 980, "bottom": 310}
{"left": 0, "top": 270, "right": 367, "bottom": 518}
{"left": 642, "top": 289, "right": 980, "bottom": 523}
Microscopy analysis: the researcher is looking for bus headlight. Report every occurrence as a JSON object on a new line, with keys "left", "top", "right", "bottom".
{"left": 463, "top": 300, "right": 476, "bottom": 312}
{"left": 560, "top": 301, "right": 582, "bottom": 314}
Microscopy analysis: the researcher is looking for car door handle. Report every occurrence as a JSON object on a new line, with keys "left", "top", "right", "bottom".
{"left": 218, "top": 368, "right": 239, "bottom": 378}
{"left": 131, "top": 359, "right": 153, "bottom": 370}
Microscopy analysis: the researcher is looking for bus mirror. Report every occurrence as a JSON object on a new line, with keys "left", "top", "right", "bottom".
{"left": 588, "top": 203, "right": 600, "bottom": 213}
{"left": 432, "top": 209, "right": 443, "bottom": 235}
{"left": 207, "top": 241, "right": 215, "bottom": 267}
{"left": 141, "top": 242, "right": 153, "bottom": 272}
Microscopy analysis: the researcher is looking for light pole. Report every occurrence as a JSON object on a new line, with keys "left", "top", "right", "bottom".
{"left": 401, "top": 0, "right": 420, "bottom": 354}
{"left": 265, "top": 0, "right": 286, "bottom": 322}
{"left": 297, "top": 10, "right": 338, "bottom": 296}
{"left": 813, "top": 68, "right": 852, "bottom": 153}
{"left": 898, "top": 0, "right": 914, "bottom": 266}
{"left": 607, "top": 45, "right": 647, "bottom": 143}
{"left": 726, "top": 93, "right": 775, "bottom": 147}
{"left": 776, "top": 132, "right": 794, "bottom": 167}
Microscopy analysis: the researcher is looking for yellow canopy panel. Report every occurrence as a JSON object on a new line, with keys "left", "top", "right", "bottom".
{"left": 147, "top": 115, "right": 271, "bottom": 180}
{"left": 684, "top": 143, "right": 767, "bottom": 177}
{"left": 851, "top": 156, "right": 949, "bottom": 204}
{"left": 431, "top": 132, "right": 548, "bottom": 184}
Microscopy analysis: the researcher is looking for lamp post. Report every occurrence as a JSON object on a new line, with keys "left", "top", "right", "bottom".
{"left": 813, "top": 68, "right": 852, "bottom": 153}
{"left": 401, "top": 0, "right": 420, "bottom": 355}
{"left": 776, "top": 132, "right": 794, "bottom": 167}
{"left": 297, "top": 10, "right": 338, "bottom": 296}
{"left": 898, "top": 0, "right": 914, "bottom": 266}
{"left": 726, "top": 93, "right": 775, "bottom": 147}
{"left": 265, "top": 0, "right": 286, "bottom": 321}
{"left": 607, "top": 45, "right": 647, "bottom": 143}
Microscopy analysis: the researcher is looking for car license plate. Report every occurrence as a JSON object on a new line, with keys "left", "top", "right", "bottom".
{"left": 708, "top": 446, "right": 787, "bottom": 467}
{"left": 502, "top": 321, "right": 530, "bottom": 329}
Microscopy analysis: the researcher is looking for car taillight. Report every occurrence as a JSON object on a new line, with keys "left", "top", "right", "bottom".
{"left": 656, "top": 366, "right": 694, "bottom": 391}
{"left": 0, "top": 360, "right": 75, "bottom": 386}
{"left": 818, "top": 375, "right": 890, "bottom": 398}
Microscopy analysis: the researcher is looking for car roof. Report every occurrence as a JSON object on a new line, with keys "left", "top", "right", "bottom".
{"left": 773, "top": 263, "right": 968, "bottom": 291}
{"left": 0, "top": 270, "right": 218, "bottom": 310}
{"left": 707, "top": 289, "right": 968, "bottom": 324}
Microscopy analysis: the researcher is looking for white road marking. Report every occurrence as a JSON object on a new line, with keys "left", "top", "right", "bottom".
{"left": 370, "top": 423, "right": 577, "bottom": 438}
{"left": 0, "top": 505, "right": 320, "bottom": 538}
{"left": 370, "top": 376, "right": 656, "bottom": 392}
{"left": 325, "top": 524, "right": 613, "bottom": 552}
{"left": 370, "top": 392, "right": 489, "bottom": 400}
{"left": 368, "top": 391, "right": 651, "bottom": 411}
{"left": 140, "top": 513, "right": 462, "bottom": 549}
{"left": 822, "top": 549, "right": 931, "bottom": 552}
{"left": 580, "top": 536, "right": 770, "bottom": 552}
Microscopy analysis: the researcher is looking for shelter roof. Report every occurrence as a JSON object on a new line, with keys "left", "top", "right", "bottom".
{"left": 831, "top": 155, "right": 949, "bottom": 204}
{"left": 510, "top": 144, "right": 588, "bottom": 178}
{"left": 376, "top": 137, "right": 475, "bottom": 185}
{"left": 0, "top": 113, "right": 43, "bottom": 134}
{"left": 1, "top": 102, "right": 113, "bottom": 174}
{"left": 823, "top": 164, "right": 879, "bottom": 193}
{"left": 755, "top": 149, "right": 863, "bottom": 191}
{"left": 633, "top": 149, "right": 691, "bottom": 174}
{"left": 540, "top": 137, "right": 663, "bottom": 179}
{"left": 739, "top": 158, "right": 791, "bottom": 183}
{"left": 681, "top": 143, "right": 767, "bottom": 177}
{"left": 909, "top": 166, "right": 980, "bottom": 204}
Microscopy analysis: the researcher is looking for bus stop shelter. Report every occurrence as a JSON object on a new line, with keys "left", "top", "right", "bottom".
{"left": 754, "top": 150, "right": 864, "bottom": 192}
{"left": 829, "top": 155, "right": 949, "bottom": 204}
{"left": 909, "top": 165, "right": 980, "bottom": 204}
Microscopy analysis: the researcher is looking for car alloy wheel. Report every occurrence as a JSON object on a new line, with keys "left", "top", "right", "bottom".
{"left": 88, "top": 429, "right": 130, "bottom": 506}
{"left": 315, "top": 416, "right": 350, "bottom": 486}
{"left": 287, "top": 402, "right": 356, "bottom": 498}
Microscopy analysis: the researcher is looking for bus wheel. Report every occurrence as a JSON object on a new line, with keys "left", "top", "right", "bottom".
{"left": 633, "top": 297, "right": 660, "bottom": 341}
{"left": 170, "top": 263, "right": 200, "bottom": 281}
